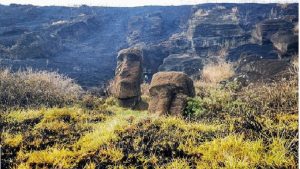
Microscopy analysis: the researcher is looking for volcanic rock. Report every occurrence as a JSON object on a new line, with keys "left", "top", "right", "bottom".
{"left": 114, "top": 48, "right": 143, "bottom": 108}
{"left": 148, "top": 72, "right": 195, "bottom": 116}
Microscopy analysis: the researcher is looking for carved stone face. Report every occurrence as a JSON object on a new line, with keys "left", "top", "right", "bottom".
{"left": 114, "top": 48, "right": 143, "bottom": 107}
{"left": 149, "top": 85, "right": 186, "bottom": 116}
{"left": 116, "top": 53, "right": 142, "bottom": 89}
{"left": 149, "top": 85, "right": 173, "bottom": 115}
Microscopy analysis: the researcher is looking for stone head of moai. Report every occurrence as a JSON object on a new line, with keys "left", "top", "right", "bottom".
{"left": 148, "top": 71, "right": 195, "bottom": 116}
{"left": 114, "top": 47, "right": 143, "bottom": 108}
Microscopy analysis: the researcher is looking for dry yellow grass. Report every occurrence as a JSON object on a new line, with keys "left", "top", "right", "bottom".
{"left": 200, "top": 47, "right": 234, "bottom": 86}
{"left": 0, "top": 68, "right": 82, "bottom": 109}
{"left": 290, "top": 54, "right": 298, "bottom": 75}
{"left": 201, "top": 61, "right": 234, "bottom": 84}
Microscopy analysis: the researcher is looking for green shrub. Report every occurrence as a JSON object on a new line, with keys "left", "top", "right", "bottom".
{"left": 186, "top": 77, "right": 297, "bottom": 119}
{"left": 184, "top": 97, "right": 205, "bottom": 118}
{"left": 0, "top": 68, "right": 82, "bottom": 109}
{"left": 184, "top": 84, "right": 242, "bottom": 120}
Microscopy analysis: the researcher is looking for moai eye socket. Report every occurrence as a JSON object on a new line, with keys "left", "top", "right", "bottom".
{"left": 118, "top": 54, "right": 125, "bottom": 62}
{"left": 127, "top": 54, "right": 140, "bottom": 61}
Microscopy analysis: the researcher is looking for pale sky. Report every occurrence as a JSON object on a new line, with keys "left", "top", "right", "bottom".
{"left": 0, "top": 0, "right": 298, "bottom": 7}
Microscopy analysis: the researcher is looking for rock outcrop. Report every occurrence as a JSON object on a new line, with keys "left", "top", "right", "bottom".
{"left": 252, "top": 19, "right": 294, "bottom": 44}
{"left": 234, "top": 55, "right": 291, "bottom": 83}
{"left": 187, "top": 6, "right": 249, "bottom": 57}
{"left": 114, "top": 48, "right": 143, "bottom": 108}
{"left": 148, "top": 72, "right": 195, "bottom": 116}
{"left": 141, "top": 33, "right": 193, "bottom": 80}
{"left": 271, "top": 30, "right": 298, "bottom": 57}
{"left": 227, "top": 44, "right": 279, "bottom": 61}
{"left": 159, "top": 53, "right": 203, "bottom": 76}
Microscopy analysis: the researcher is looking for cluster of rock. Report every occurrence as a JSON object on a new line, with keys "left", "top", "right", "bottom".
{"left": 113, "top": 48, "right": 195, "bottom": 115}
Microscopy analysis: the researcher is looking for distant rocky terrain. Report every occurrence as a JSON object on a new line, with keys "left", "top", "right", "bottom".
{"left": 0, "top": 3, "right": 298, "bottom": 87}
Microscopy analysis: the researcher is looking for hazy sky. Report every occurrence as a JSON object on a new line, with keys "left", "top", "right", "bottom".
{"left": 0, "top": 0, "right": 298, "bottom": 7}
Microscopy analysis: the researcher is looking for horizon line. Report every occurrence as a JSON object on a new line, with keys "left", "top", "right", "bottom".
{"left": 0, "top": 0, "right": 298, "bottom": 8}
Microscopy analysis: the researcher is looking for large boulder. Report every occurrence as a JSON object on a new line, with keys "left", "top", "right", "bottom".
{"left": 148, "top": 72, "right": 195, "bottom": 116}
{"left": 114, "top": 48, "right": 143, "bottom": 108}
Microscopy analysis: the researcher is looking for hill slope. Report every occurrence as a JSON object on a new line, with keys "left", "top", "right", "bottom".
{"left": 0, "top": 3, "right": 298, "bottom": 87}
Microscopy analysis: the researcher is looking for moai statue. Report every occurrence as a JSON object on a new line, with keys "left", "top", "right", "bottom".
{"left": 148, "top": 71, "right": 195, "bottom": 116}
{"left": 114, "top": 48, "right": 143, "bottom": 108}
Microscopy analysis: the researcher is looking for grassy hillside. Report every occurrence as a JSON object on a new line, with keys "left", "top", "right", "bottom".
{"left": 0, "top": 65, "right": 298, "bottom": 169}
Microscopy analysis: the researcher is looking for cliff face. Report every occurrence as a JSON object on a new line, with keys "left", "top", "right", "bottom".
{"left": 0, "top": 3, "right": 298, "bottom": 87}
{"left": 146, "top": 3, "right": 298, "bottom": 81}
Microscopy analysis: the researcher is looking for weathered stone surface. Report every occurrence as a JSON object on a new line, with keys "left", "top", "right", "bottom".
{"left": 235, "top": 55, "right": 290, "bottom": 83}
{"left": 252, "top": 19, "right": 294, "bottom": 44}
{"left": 271, "top": 31, "right": 298, "bottom": 57}
{"left": 141, "top": 33, "right": 193, "bottom": 81}
{"left": 114, "top": 48, "right": 143, "bottom": 108}
{"left": 227, "top": 44, "right": 279, "bottom": 61}
{"left": 159, "top": 53, "right": 203, "bottom": 76}
{"left": 187, "top": 6, "right": 250, "bottom": 57}
{"left": 148, "top": 72, "right": 195, "bottom": 116}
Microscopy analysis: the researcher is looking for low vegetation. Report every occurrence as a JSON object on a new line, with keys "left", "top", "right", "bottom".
{"left": 0, "top": 68, "right": 82, "bottom": 110}
{"left": 201, "top": 61, "right": 234, "bottom": 84}
{"left": 0, "top": 62, "right": 298, "bottom": 168}
{"left": 201, "top": 48, "right": 234, "bottom": 85}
